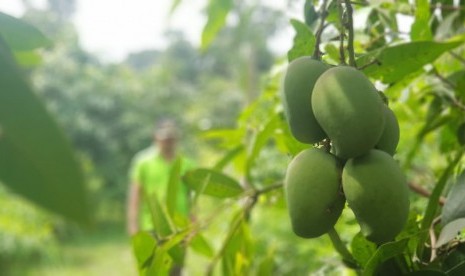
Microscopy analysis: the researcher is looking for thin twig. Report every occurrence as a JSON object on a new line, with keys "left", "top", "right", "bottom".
{"left": 431, "top": 4, "right": 465, "bottom": 11}
{"left": 338, "top": 0, "right": 346, "bottom": 64}
{"left": 432, "top": 67, "right": 457, "bottom": 89}
{"left": 343, "top": 0, "right": 356, "bottom": 67}
{"left": 350, "top": 1, "right": 368, "bottom": 5}
{"left": 256, "top": 182, "right": 283, "bottom": 195}
{"left": 431, "top": 67, "right": 465, "bottom": 112}
{"left": 429, "top": 216, "right": 442, "bottom": 262}
{"left": 449, "top": 51, "right": 465, "bottom": 66}
{"left": 312, "top": 0, "right": 330, "bottom": 60}
{"left": 408, "top": 182, "right": 446, "bottom": 206}
{"left": 357, "top": 59, "right": 381, "bottom": 70}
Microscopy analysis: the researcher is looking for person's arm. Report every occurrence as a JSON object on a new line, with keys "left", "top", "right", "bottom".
{"left": 127, "top": 181, "right": 141, "bottom": 236}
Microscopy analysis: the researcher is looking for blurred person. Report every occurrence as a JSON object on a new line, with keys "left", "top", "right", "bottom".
{"left": 127, "top": 119, "right": 194, "bottom": 275}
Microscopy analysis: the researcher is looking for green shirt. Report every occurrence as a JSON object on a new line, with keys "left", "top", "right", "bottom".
{"left": 129, "top": 146, "right": 194, "bottom": 231}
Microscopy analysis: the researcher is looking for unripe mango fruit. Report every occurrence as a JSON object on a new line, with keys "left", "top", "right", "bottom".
{"left": 283, "top": 57, "right": 329, "bottom": 143}
{"left": 312, "top": 66, "right": 385, "bottom": 159}
{"left": 342, "top": 150, "right": 409, "bottom": 244}
{"left": 285, "top": 148, "right": 345, "bottom": 238}
{"left": 376, "top": 106, "right": 400, "bottom": 155}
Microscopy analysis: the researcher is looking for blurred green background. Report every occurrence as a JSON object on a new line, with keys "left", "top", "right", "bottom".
{"left": 1, "top": 0, "right": 465, "bottom": 275}
{"left": 0, "top": 0, "right": 302, "bottom": 275}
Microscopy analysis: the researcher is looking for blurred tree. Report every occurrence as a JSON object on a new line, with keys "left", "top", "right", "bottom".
{"left": 126, "top": 50, "right": 161, "bottom": 71}
{"left": 18, "top": 1, "right": 285, "bottom": 218}
{"left": 48, "top": 0, "right": 76, "bottom": 19}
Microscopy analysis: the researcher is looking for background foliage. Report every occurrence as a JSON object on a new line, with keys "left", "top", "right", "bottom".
{"left": 1, "top": 0, "right": 465, "bottom": 275}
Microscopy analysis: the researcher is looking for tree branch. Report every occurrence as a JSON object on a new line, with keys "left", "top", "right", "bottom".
{"left": 357, "top": 59, "right": 381, "bottom": 70}
{"left": 429, "top": 216, "right": 441, "bottom": 262}
{"left": 449, "top": 51, "right": 465, "bottom": 66}
{"left": 408, "top": 182, "right": 446, "bottom": 206}
{"left": 257, "top": 182, "right": 283, "bottom": 195}
{"left": 338, "top": 0, "right": 346, "bottom": 64}
{"left": 432, "top": 67, "right": 457, "bottom": 89}
{"left": 343, "top": 0, "right": 356, "bottom": 67}
{"left": 431, "top": 4, "right": 465, "bottom": 11}
{"left": 350, "top": 1, "right": 369, "bottom": 5}
{"left": 312, "top": 0, "right": 330, "bottom": 60}
{"left": 431, "top": 67, "right": 465, "bottom": 112}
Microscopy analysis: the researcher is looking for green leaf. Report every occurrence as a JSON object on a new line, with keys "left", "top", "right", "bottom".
{"left": 447, "top": 260, "right": 465, "bottom": 276}
{"left": 222, "top": 220, "right": 246, "bottom": 275}
{"left": 425, "top": 96, "right": 443, "bottom": 125}
{"left": 169, "top": 0, "right": 183, "bottom": 15}
{"left": 246, "top": 115, "right": 280, "bottom": 179}
{"left": 157, "top": 230, "right": 190, "bottom": 266}
{"left": 183, "top": 169, "right": 243, "bottom": 198}
{"left": 435, "top": 11, "right": 460, "bottom": 40}
{"left": 447, "top": 70, "right": 465, "bottom": 95}
{"left": 145, "top": 190, "right": 174, "bottom": 237}
{"left": 132, "top": 232, "right": 157, "bottom": 269}
{"left": 274, "top": 116, "right": 307, "bottom": 156}
{"left": 411, "top": 0, "right": 432, "bottom": 41}
{"left": 161, "top": 230, "right": 190, "bottom": 251}
{"left": 287, "top": 19, "right": 315, "bottom": 62}
{"left": 146, "top": 246, "right": 172, "bottom": 276}
{"left": 324, "top": 43, "right": 340, "bottom": 63}
{"left": 211, "top": 211, "right": 250, "bottom": 275}
{"left": 417, "top": 150, "right": 464, "bottom": 258}
{"left": 304, "top": 0, "right": 318, "bottom": 26}
{"left": 222, "top": 221, "right": 251, "bottom": 276}
{"left": 202, "top": 128, "right": 244, "bottom": 148}
{"left": 166, "top": 157, "right": 182, "bottom": 217}
{"left": 363, "top": 239, "right": 409, "bottom": 276}
{"left": 325, "top": 0, "right": 340, "bottom": 25}
{"left": 189, "top": 233, "right": 214, "bottom": 258}
{"left": 357, "top": 40, "right": 463, "bottom": 83}
{"left": 214, "top": 145, "right": 244, "bottom": 171}
{"left": 442, "top": 173, "right": 465, "bottom": 226}
{"left": 257, "top": 252, "right": 275, "bottom": 276}
{"left": 0, "top": 36, "right": 89, "bottom": 224}
{"left": 436, "top": 218, "right": 465, "bottom": 248}
{"left": 13, "top": 51, "right": 42, "bottom": 67}
{"left": 351, "top": 232, "right": 377, "bottom": 268}
{"left": 201, "top": 0, "right": 233, "bottom": 49}
{"left": 417, "top": 150, "right": 463, "bottom": 256}
{"left": 0, "top": 12, "right": 51, "bottom": 51}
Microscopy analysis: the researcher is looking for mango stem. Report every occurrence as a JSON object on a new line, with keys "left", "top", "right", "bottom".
{"left": 328, "top": 227, "right": 359, "bottom": 269}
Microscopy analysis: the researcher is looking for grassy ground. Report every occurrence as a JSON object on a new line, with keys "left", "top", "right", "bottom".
{"left": 11, "top": 224, "right": 138, "bottom": 276}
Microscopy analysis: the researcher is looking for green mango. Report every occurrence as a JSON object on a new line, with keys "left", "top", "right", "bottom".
{"left": 312, "top": 66, "right": 385, "bottom": 159}
{"left": 342, "top": 150, "right": 409, "bottom": 244}
{"left": 283, "top": 57, "right": 329, "bottom": 143}
{"left": 376, "top": 106, "right": 400, "bottom": 155}
{"left": 285, "top": 148, "right": 345, "bottom": 238}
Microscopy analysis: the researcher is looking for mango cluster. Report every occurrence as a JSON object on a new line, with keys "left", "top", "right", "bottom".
{"left": 282, "top": 56, "right": 409, "bottom": 244}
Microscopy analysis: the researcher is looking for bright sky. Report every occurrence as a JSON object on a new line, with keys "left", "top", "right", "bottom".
{"left": 0, "top": 0, "right": 208, "bottom": 61}
{"left": 0, "top": 0, "right": 299, "bottom": 62}
{"left": 0, "top": 1, "right": 409, "bottom": 63}
{"left": 74, "top": 0, "right": 207, "bottom": 61}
